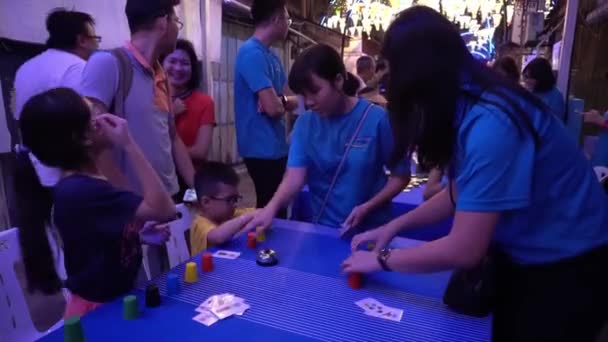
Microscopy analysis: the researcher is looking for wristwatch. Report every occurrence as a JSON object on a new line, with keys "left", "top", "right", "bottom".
{"left": 377, "top": 248, "right": 393, "bottom": 272}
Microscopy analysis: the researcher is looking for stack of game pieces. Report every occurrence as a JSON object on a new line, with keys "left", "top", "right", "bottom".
{"left": 201, "top": 253, "right": 214, "bottom": 272}
{"left": 123, "top": 295, "right": 139, "bottom": 320}
{"left": 166, "top": 273, "right": 181, "bottom": 295}
{"left": 247, "top": 232, "right": 257, "bottom": 249}
{"left": 64, "top": 316, "right": 85, "bottom": 342}
{"left": 192, "top": 293, "right": 250, "bottom": 327}
{"left": 185, "top": 262, "right": 198, "bottom": 283}
{"left": 145, "top": 284, "right": 161, "bottom": 307}
{"left": 348, "top": 272, "right": 363, "bottom": 289}
{"left": 355, "top": 297, "right": 404, "bottom": 322}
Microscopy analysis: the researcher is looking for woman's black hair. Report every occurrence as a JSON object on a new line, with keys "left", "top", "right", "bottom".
{"left": 289, "top": 44, "right": 355, "bottom": 96}
{"left": 522, "top": 57, "right": 556, "bottom": 93}
{"left": 17, "top": 87, "right": 93, "bottom": 294}
{"left": 382, "top": 6, "right": 544, "bottom": 171}
{"left": 162, "top": 39, "right": 202, "bottom": 92}
{"left": 493, "top": 56, "right": 520, "bottom": 84}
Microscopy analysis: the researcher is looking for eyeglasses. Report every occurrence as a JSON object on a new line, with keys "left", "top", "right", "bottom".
{"left": 87, "top": 35, "right": 102, "bottom": 43}
{"left": 209, "top": 195, "right": 242, "bottom": 206}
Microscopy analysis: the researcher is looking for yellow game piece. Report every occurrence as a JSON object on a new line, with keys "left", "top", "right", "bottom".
{"left": 184, "top": 262, "right": 198, "bottom": 283}
{"left": 256, "top": 230, "right": 266, "bottom": 242}
{"left": 367, "top": 243, "right": 376, "bottom": 251}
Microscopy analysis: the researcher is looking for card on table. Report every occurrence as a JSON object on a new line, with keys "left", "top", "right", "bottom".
{"left": 355, "top": 297, "right": 403, "bottom": 322}
{"left": 192, "top": 310, "right": 219, "bottom": 327}
{"left": 213, "top": 250, "right": 241, "bottom": 259}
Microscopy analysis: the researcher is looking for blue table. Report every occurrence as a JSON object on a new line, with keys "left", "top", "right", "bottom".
{"left": 41, "top": 220, "right": 489, "bottom": 342}
{"left": 292, "top": 185, "right": 452, "bottom": 241}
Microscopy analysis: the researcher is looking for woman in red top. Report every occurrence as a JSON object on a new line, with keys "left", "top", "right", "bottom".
{"left": 163, "top": 39, "right": 215, "bottom": 198}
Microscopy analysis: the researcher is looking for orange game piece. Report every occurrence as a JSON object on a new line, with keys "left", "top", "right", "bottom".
{"left": 247, "top": 232, "right": 257, "bottom": 249}
{"left": 201, "top": 253, "right": 214, "bottom": 272}
{"left": 348, "top": 272, "right": 363, "bottom": 289}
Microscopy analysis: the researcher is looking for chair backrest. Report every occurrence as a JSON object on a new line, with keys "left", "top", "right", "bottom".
{"left": 165, "top": 204, "right": 195, "bottom": 268}
{"left": 594, "top": 166, "right": 608, "bottom": 183}
{"left": 0, "top": 228, "right": 41, "bottom": 342}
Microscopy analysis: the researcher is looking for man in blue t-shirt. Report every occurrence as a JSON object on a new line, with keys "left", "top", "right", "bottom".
{"left": 234, "top": 0, "right": 298, "bottom": 216}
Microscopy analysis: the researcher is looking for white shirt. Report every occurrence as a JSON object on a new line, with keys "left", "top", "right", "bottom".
{"left": 14, "top": 48, "right": 86, "bottom": 187}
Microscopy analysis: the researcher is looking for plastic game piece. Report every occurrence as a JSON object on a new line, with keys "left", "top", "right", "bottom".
{"left": 348, "top": 273, "right": 363, "bottom": 289}
{"left": 64, "top": 316, "right": 85, "bottom": 342}
{"left": 123, "top": 295, "right": 139, "bottom": 320}
{"left": 201, "top": 253, "right": 214, "bottom": 272}
{"left": 256, "top": 229, "right": 266, "bottom": 242}
{"left": 166, "top": 273, "right": 180, "bottom": 295}
{"left": 145, "top": 284, "right": 161, "bottom": 308}
{"left": 256, "top": 248, "right": 279, "bottom": 266}
{"left": 185, "top": 262, "right": 199, "bottom": 283}
{"left": 367, "top": 243, "right": 376, "bottom": 251}
{"left": 247, "top": 232, "right": 257, "bottom": 249}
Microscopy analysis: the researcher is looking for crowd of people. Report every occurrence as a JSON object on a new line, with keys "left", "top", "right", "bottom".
{"left": 10, "top": 0, "right": 608, "bottom": 341}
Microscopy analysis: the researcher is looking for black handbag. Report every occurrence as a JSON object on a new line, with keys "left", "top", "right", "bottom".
{"left": 441, "top": 180, "right": 496, "bottom": 318}
{"left": 442, "top": 250, "right": 496, "bottom": 317}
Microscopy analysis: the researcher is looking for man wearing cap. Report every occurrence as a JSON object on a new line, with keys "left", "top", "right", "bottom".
{"left": 81, "top": 0, "right": 193, "bottom": 200}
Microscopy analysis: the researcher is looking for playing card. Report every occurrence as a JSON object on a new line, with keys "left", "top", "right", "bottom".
{"left": 213, "top": 250, "right": 241, "bottom": 259}
{"left": 192, "top": 310, "right": 219, "bottom": 327}
{"left": 355, "top": 298, "right": 383, "bottom": 311}
{"left": 364, "top": 306, "right": 403, "bottom": 322}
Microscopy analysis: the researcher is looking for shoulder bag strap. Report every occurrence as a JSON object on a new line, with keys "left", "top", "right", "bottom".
{"left": 314, "top": 103, "right": 374, "bottom": 224}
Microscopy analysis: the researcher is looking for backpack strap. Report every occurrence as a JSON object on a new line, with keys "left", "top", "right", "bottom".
{"left": 109, "top": 48, "right": 134, "bottom": 117}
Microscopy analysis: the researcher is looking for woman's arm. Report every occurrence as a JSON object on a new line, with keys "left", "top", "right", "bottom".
{"left": 423, "top": 168, "right": 445, "bottom": 201}
{"left": 342, "top": 210, "right": 498, "bottom": 273}
{"left": 189, "top": 125, "right": 214, "bottom": 161}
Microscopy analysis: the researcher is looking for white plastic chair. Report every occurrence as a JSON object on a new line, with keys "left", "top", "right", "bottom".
{"left": 0, "top": 228, "right": 63, "bottom": 342}
{"left": 165, "top": 204, "right": 195, "bottom": 268}
{"left": 140, "top": 204, "right": 195, "bottom": 280}
{"left": 594, "top": 166, "right": 608, "bottom": 183}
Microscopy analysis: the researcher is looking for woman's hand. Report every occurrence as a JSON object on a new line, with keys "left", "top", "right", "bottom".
{"left": 173, "top": 98, "right": 186, "bottom": 116}
{"left": 582, "top": 110, "right": 606, "bottom": 127}
{"left": 242, "top": 207, "right": 277, "bottom": 237}
{"left": 342, "top": 203, "right": 372, "bottom": 234}
{"left": 140, "top": 224, "right": 171, "bottom": 245}
{"left": 341, "top": 251, "right": 382, "bottom": 273}
{"left": 350, "top": 224, "right": 398, "bottom": 252}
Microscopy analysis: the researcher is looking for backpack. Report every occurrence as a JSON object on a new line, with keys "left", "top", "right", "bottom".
{"left": 108, "top": 48, "right": 134, "bottom": 117}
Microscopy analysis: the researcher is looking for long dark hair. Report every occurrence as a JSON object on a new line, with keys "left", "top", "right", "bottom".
{"left": 383, "top": 6, "right": 543, "bottom": 170}
{"left": 17, "top": 88, "right": 94, "bottom": 294}
{"left": 522, "top": 57, "right": 556, "bottom": 93}
{"left": 289, "top": 43, "right": 359, "bottom": 96}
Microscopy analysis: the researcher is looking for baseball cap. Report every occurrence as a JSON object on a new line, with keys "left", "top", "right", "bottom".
{"left": 125, "top": 0, "right": 179, "bottom": 27}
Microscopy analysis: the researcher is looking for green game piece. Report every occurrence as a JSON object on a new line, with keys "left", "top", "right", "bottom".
{"left": 123, "top": 295, "right": 139, "bottom": 320}
{"left": 64, "top": 316, "right": 85, "bottom": 342}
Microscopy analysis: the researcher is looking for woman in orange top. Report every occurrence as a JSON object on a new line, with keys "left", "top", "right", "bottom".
{"left": 163, "top": 39, "right": 215, "bottom": 199}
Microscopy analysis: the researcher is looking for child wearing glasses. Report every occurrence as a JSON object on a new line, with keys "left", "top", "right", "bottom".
{"left": 189, "top": 162, "right": 255, "bottom": 255}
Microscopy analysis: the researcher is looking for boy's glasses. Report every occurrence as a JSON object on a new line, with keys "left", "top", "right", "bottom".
{"left": 209, "top": 195, "right": 242, "bottom": 205}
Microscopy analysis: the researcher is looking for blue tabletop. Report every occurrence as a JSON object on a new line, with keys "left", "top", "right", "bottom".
{"left": 41, "top": 220, "right": 489, "bottom": 342}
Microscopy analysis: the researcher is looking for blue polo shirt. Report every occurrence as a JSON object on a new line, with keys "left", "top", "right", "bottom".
{"left": 234, "top": 38, "right": 288, "bottom": 159}
{"left": 454, "top": 90, "right": 608, "bottom": 264}
{"left": 288, "top": 99, "right": 410, "bottom": 228}
{"left": 592, "top": 112, "right": 608, "bottom": 167}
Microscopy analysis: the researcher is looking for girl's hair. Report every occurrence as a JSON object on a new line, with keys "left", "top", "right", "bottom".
{"left": 522, "top": 57, "right": 556, "bottom": 93}
{"left": 289, "top": 44, "right": 357, "bottom": 96}
{"left": 382, "top": 6, "right": 544, "bottom": 170}
{"left": 493, "top": 56, "right": 520, "bottom": 84}
{"left": 17, "top": 87, "right": 93, "bottom": 294}
{"left": 162, "top": 39, "right": 201, "bottom": 91}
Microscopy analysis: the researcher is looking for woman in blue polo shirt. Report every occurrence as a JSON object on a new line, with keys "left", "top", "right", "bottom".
{"left": 342, "top": 7, "right": 608, "bottom": 342}
{"left": 245, "top": 44, "right": 410, "bottom": 233}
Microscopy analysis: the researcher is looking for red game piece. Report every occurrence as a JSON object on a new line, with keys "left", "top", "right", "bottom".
{"left": 247, "top": 232, "right": 257, "bottom": 249}
{"left": 201, "top": 253, "right": 214, "bottom": 272}
{"left": 348, "top": 272, "right": 363, "bottom": 289}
